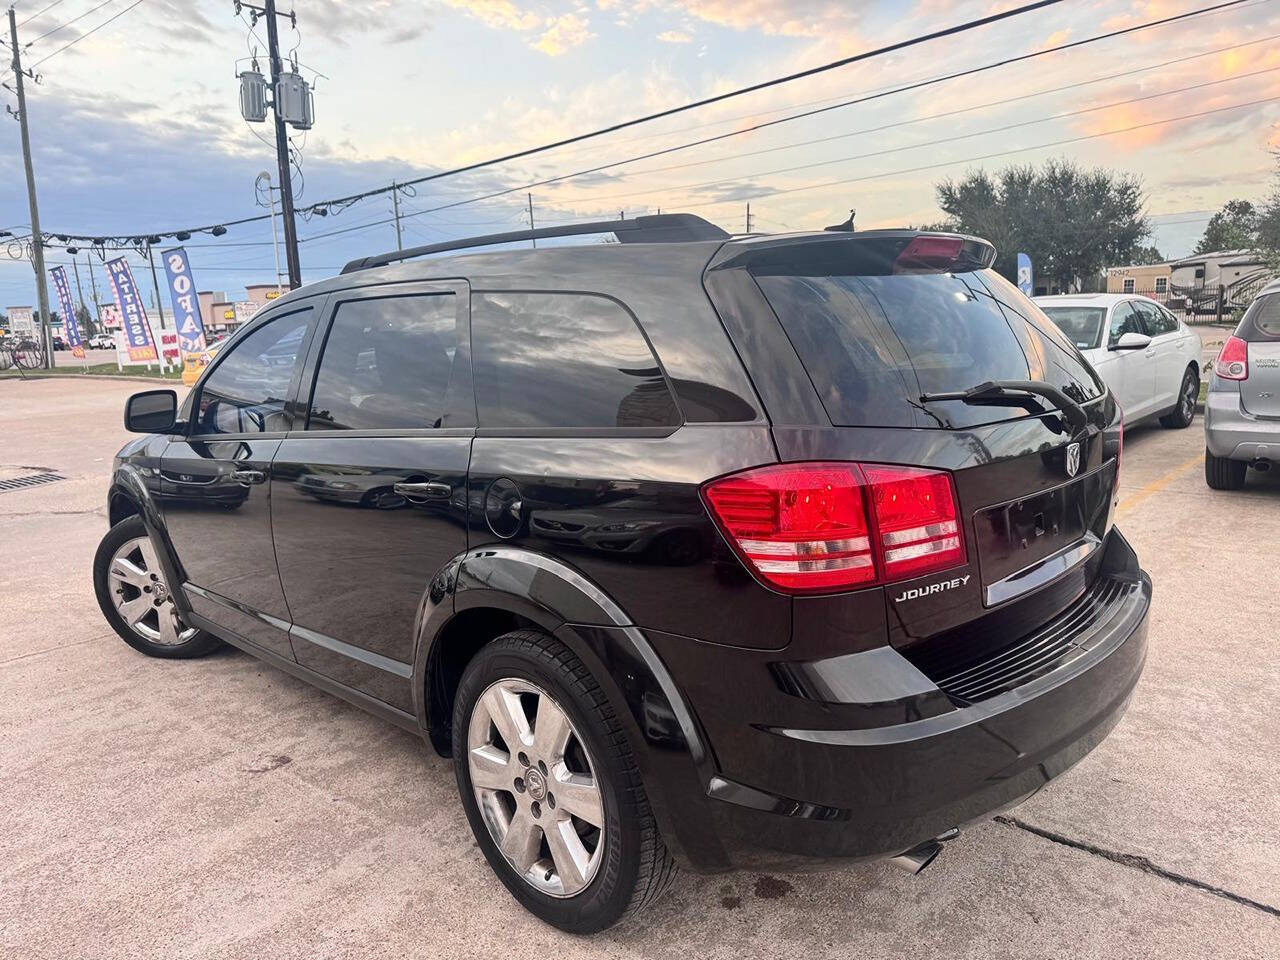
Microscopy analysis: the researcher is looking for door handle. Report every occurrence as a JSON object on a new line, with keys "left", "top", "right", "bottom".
{"left": 1144, "top": 350, "right": 1156, "bottom": 357}
{"left": 231, "top": 469, "right": 266, "bottom": 485}
{"left": 393, "top": 481, "right": 452, "bottom": 500}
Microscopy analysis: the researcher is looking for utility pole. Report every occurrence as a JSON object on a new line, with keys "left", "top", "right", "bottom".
{"left": 527, "top": 193, "right": 536, "bottom": 249}
{"left": 745, "top": 202, "right": 752, "bottom": 234}
{"left": 145, "top": 246, "right": 168, "bottom": 330}
{"left": 392, "top": 180, "right": 404, "bottom": 251}
{"left": 261, "top": 0, "right": 302, "bottom": 288}
{"left": 9, "top": 8, "right": 54, "bottom": 368}
{"left": 70, "top": 258, "right": 90, "bottom": 336}
{"left": 86, "top": 254, "right": 103, "bottom": 325}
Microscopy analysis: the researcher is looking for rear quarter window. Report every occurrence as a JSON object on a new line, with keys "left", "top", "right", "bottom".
{"left": 1240, "top": 292, "right": 1280, "bottom": 341}
{"left": 471, "top": 292, "right": 681, "bottom": 430}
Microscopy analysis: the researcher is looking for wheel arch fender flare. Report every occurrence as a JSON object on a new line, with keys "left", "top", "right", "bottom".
{"left": 413, "top": 544, "right": 728, "bottom": 871}
{"left": 108, "top": 466, "right": 192, "bottom": 619}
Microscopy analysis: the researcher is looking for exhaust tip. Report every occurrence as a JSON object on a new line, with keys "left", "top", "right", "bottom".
{"left": 888, "top": 839, "right": 942, "bottom": 875}
{"left": 1252, "top": 459, "right": 1271, "bottom": 472}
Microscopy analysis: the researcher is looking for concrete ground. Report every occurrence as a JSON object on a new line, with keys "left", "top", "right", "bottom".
{"left": 1, "top": 378, "right": 1277, "bottom": 960}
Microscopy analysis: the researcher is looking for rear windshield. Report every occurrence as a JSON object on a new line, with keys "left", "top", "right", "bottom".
{"left": 1039, "top": 306, "right": 1106, "bottom": 350}
{"left": 1239, "top": 292, "right": 1280, "bottom": 341}
{"left": 753, "top": 262, "right": 1103, "bottom": 429}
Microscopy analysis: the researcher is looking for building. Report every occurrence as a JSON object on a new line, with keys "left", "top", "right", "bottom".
{"left": 1106, "top": 262, "right": 1172, "bottom": 296}
{"left": 200, "top": 283, "right": 280, "bottom": 337}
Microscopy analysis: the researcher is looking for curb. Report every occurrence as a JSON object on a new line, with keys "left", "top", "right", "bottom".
{"left": 0, "top": 373, "right": 180, "bottom": 384}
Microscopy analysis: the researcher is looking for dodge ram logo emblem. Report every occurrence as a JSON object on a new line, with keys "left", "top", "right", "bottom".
{"left": 1065, "top": 442, "right": 1081, "bottom": 478}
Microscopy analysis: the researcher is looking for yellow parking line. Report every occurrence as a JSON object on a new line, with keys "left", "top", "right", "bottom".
{"left": 1116, "top": 452, "right": 1203, "bottom": 518}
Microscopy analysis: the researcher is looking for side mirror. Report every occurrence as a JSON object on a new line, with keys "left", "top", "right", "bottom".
{"left": 124, "top": 389, "right": 178, "bottom": 433}
{"left": 1109, "top": 332, "right": 1152, "bottom": 351}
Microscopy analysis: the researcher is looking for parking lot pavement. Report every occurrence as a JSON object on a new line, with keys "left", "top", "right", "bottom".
{"left": 2, "top": 378, "right": 1277, "bottom": 960}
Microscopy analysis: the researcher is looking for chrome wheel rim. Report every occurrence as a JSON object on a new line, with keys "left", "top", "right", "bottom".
{"left": 109, "top": 536, "right": 198, "bottom": 646}
{"left": 1182, "top": 377, "right": 1196, "bottom": 420}
{"left": 467, "top": 678, "right": 605, "bottom": 898}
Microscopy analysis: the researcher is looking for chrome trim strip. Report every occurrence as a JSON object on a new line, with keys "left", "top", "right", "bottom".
{"left": 984, "top": 534, "right": 1102, "bottom": 607}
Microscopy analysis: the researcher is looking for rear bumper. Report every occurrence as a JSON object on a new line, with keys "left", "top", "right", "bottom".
{"left": 1205, "top": 390, "right": 1280, "bottom": 461}
{"left": 651, "top": 531, "right": 1151, "bottom": 872}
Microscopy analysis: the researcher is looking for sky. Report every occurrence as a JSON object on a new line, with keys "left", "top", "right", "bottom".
{"left": 3, "top": 0, "right": 1280, "bottom": 311}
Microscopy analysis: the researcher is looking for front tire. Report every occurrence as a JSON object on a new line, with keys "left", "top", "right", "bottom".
{"left": 1204, "top": 449, "right": 1247, "bottom": 490}
{"left": 1160, "top": 367, "right": 1198, "bottom": 428}
{"left": 93, "top": 516, "right": 221, "bottom": 658}
{"left": 452, "top": 630, "right": 676, "bottom": 933}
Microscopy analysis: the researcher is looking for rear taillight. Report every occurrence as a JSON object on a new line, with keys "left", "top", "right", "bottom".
{"left": 1215, "top": 336, "right": 1249, "bottom": 380}
{"left": 702, "top": 461, "right": 966, "bottom": 595}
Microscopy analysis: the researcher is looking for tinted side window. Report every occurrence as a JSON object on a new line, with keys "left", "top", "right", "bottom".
{"left": 307, "top": 294, "right": 459, "bottom": 431}
{"left": 196, "top": 310, "right": 310, "bottom": 435}
{"left": 472, "top": 292, "right": 680, "bottom": 429}
{"left": 1109, "top": 303, "right": 1146, "bottom": 341}
{"left": 1135, "top": 300, "right": 1175, "bottom": 335}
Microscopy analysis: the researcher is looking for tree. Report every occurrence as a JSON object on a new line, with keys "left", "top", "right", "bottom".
{"left": 936, "top": 158, "right": 1150, "bottom": 291}
{"left": 1194, "top": 199, "right": 1259, "bottom": 254}
{"left": 1130, "top": 244, "right": 1165, "bottom": 265}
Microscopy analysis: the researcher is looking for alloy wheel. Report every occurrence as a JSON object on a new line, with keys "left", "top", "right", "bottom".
{"left": 109, "top": 536, "right": 199, "bottom": 646}
{"left": 467, "top": 678, "right": 605, "bottom": 898}
{"left": 1182, "top": 375, "right": 1197, "bottom": 421}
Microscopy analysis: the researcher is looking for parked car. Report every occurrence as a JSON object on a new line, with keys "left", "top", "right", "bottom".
{"left": 1036, "top": 293, "right": 1202, "bottom": 429}
{"left": 94, "top": 216, "right": 1149, "bottom": 933}
{"left": 52, "top": 334, "right": 70, "bottom": 351}
{"left": 1204, "top": 278, "right": 1280, "bottom": 489}
{"left": 88, "top": 333, "right": 116, "bottom": 350}
{"left": 180, "top": 338, "right": 225, "bottom": 387}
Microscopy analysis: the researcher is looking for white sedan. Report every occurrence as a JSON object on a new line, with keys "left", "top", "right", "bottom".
{"left": 1035, "top": 293, "right": 1202, "bottom": 428}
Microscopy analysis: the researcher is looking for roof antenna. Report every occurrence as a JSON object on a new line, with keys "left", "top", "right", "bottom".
{"left": 825, "top": 208, "right": 855, "bottom": 232}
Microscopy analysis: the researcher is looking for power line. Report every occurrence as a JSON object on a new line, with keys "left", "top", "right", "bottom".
{"left": 23, "top": 0, "right": 117, "bottom": 48}
{"left": 17, "top": 0, "right": 69, "bottom": 27}
{"left": 29, "top": 0, "right": 146, "bottom": 68}
{"left": 18, "top": 0, "right": 1263, "bottom": 248}
{"left": 537, "top": 67, "right": 1280, "bottom": 208}
{"left": 667, "top": 96, "right": 1280, "bottom": 214}
{"left": 291, "top": 0, "right": 1266, "bottom": 244}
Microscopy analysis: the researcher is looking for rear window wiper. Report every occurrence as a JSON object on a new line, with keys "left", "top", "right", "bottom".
{"left": 920, "top": 380, "right": 1088, "bottom": 433}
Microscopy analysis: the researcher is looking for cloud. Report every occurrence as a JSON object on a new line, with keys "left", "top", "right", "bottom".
{"left": 531, "top": 13, "right": 594, "bottom": 55}
{"left": 657, "top": 29, "right": 694, "bottom": 43}
{"left": 441, "top": 0, "right": 543, "bottom": 31}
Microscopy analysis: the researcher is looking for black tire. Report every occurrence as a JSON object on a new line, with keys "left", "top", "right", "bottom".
{"left": 452, "top": 629, "right": 676, "bottom": 933}
{"left": 93, "top": 515, "right": 222, "bottom": 659}
{"left": 1204, "top": 449, "right": 1248, "bottom": 490}
{"left": 1160, "top": 367, "right": 1199, "bottom": 428}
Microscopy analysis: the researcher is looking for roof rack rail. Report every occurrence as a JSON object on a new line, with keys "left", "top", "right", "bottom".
{"left": 340, "top": 213, "right": 729, "bottom": 274}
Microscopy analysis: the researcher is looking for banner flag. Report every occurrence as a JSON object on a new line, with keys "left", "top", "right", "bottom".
{"left": 1017, "top": 253, "right": 1034, "bottom": 296}
{"left": 50, "top": 266, "right": 85, "bottom": 358}
{"left": 105, "top": 257, "right": 158, "bottom": 362}
{"left": 159, "top": 247, "right": 207, "bottom": 357}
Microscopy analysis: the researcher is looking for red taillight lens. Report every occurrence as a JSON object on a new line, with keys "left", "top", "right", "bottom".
{"left": 701, "top": 463, "right": 876, "bottom": 593}
{"left": 861, "top": 465, "right": 965, "bottom": 581}
{"left": 702, "top": 461, "right": 966, "bottom": 595}
{"left": 1215, "top": 335, "right": 1249, "bottom": 380}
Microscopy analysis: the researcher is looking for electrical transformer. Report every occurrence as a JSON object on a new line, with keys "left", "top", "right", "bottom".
{"left": 238, "top": 71, "right": 268, "bottom": 123}
{"left": 275, "top": 71, "right": 314, "bottom": 130}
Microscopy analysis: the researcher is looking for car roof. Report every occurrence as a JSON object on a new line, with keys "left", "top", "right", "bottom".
{"left": 1034, "top": 293, "right": 1161, "bottom": 308}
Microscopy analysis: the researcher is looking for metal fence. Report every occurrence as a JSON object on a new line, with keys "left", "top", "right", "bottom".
{"left": 1109, "top": 272, "right": 1273, "bottom": 327}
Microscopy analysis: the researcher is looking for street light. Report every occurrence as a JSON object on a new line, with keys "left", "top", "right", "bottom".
{"left": 256, "top": 170, "right": 284, "bottom": 296}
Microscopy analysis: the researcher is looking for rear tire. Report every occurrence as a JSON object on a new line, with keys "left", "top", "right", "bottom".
{"left": 1204, "top": 449, "right": 1247, "bottom": 490}
{"left": 1160, "top": 367, "right": 1198, "bottom": 429}
{"left": 452, "top": 629, "right": 676, "bottom": 933}
{"left": 93, "top": 516, "right": 222, "bottom": 659}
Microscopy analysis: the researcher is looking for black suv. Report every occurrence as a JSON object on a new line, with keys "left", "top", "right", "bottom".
{"left": 95, "top": 215, "right": 1150, "bottom": 932}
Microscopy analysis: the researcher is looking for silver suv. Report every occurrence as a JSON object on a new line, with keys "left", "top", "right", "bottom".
{"left": 1205, "top": 278, "right": 1280, "bottom": 489}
